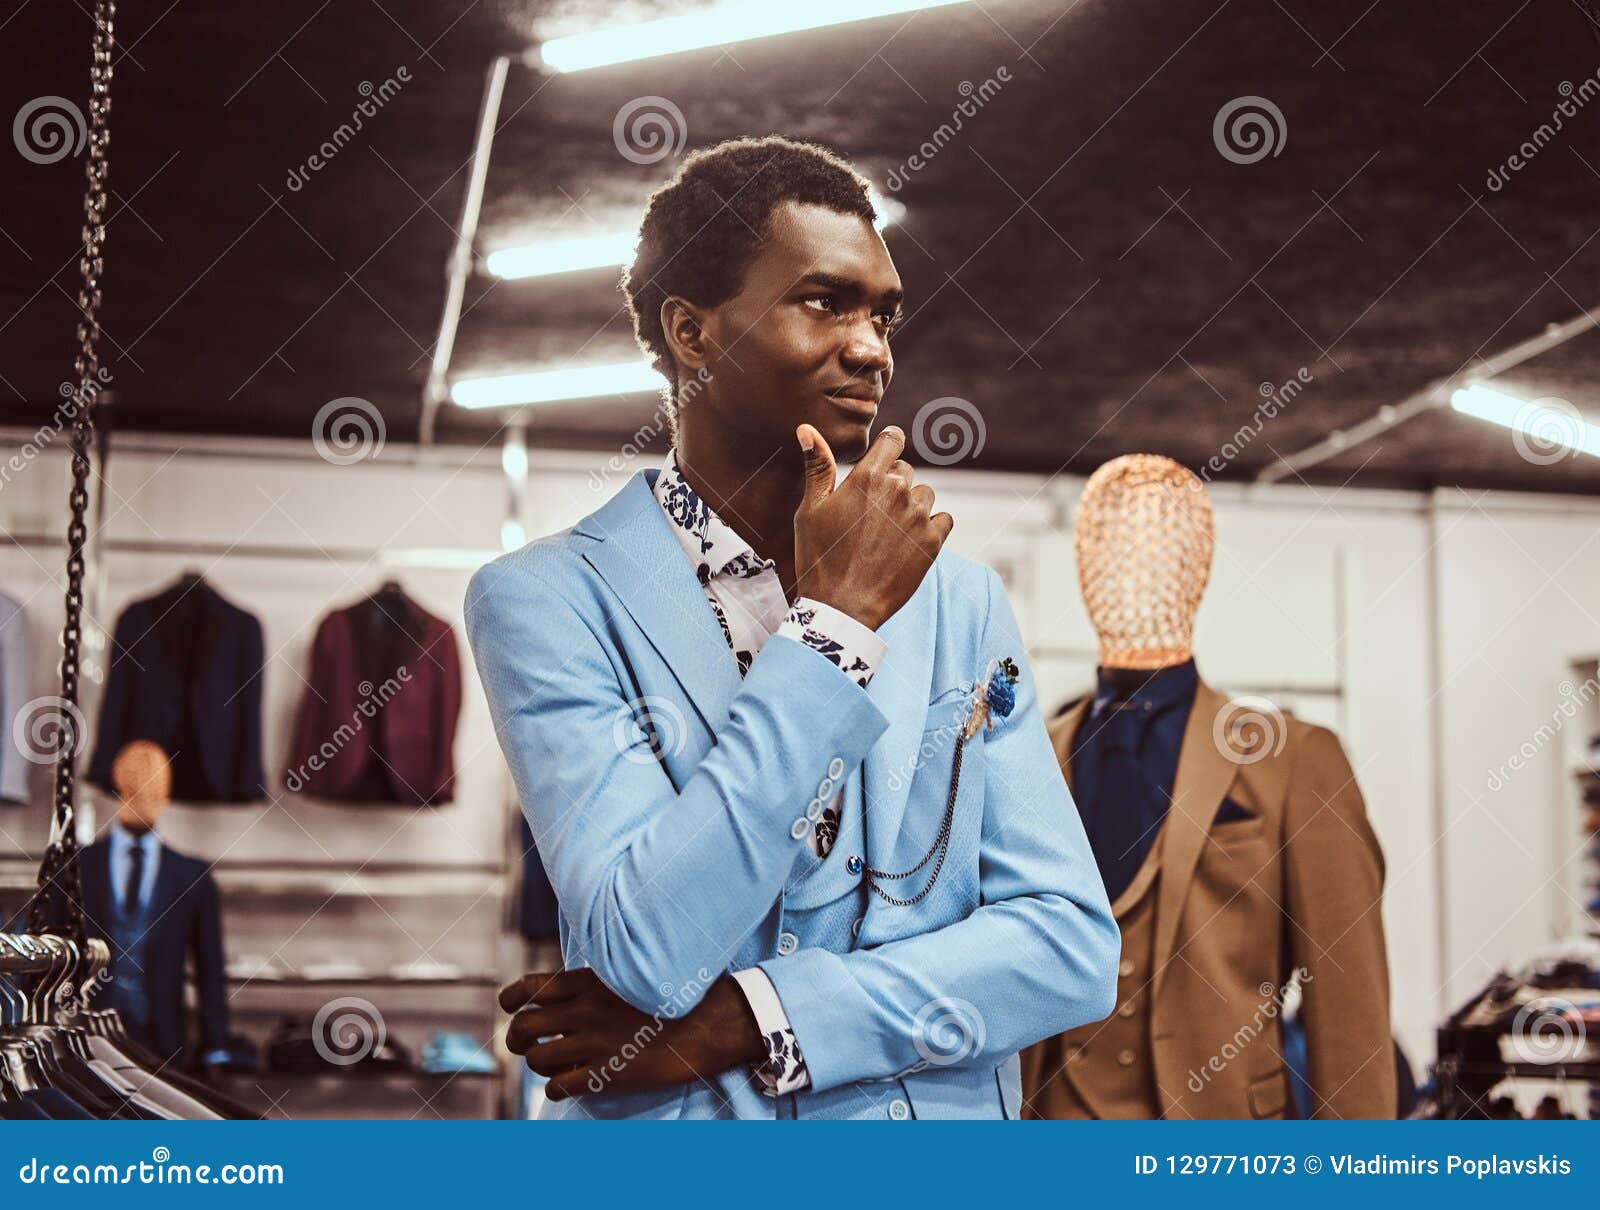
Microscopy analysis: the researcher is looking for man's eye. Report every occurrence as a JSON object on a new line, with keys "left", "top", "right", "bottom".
{"left": 876, "top": 311, "right": 903, "bottom": 331}
{"left": 803, "top": 296, "right": 835, "bottom": 313}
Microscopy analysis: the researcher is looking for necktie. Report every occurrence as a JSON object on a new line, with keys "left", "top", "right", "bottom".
{"left": 123, "top": 841, "right": 144, "bottom": 917}
{"left": 1085, "top": 703, "right": 1154, "bottom": 903}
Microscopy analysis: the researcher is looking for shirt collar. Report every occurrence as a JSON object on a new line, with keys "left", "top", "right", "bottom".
{"left": 110, "top": 819, "right": 159, "bottom": 854}
{"left": 652, "top": 448, "right": 775, "bottom": 585}
{"left": 1089, "top": 658, "right": 1199, "bottom": 720}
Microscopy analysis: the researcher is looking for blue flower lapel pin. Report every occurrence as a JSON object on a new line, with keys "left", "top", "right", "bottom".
{"left": 962, "top": 656, "right": 1021, "bottom": 740}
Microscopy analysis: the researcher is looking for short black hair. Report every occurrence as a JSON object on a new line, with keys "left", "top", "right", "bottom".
{"left": 621, "top": 135, "right": 878, "bottom": 426}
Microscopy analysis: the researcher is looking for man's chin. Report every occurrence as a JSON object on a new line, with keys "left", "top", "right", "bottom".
{"left": 820, "top": 417, "right": 875, "bottom": 461}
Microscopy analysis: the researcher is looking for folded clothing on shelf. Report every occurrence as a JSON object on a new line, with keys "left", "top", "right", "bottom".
{"left": 265, "top": 1014, "right": 414, "bottom": 1074}
{"left": 419, "top": 1031, "right": 496, "bottom": 1075}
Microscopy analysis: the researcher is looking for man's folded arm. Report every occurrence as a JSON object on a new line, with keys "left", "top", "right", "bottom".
{"left": 464, "top": 555, "right": 890, "bottom": 1016}
{"left": 757, "top": 567, "right": 1120, "bottom": 1092}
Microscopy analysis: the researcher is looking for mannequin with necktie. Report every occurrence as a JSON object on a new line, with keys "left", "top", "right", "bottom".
{"left": 64, "top": 741, "right": 234, "bottom": 1073}
{"left": 1022, "top": 454, "right": 1396, "bottom": 1121}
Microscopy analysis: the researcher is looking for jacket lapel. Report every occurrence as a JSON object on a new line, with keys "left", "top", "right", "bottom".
{"left": 1151, "top": 680, "right": 1236, "bottom": 998}
{"left": 576, "top": 470, "right": 741, "bottom": 747}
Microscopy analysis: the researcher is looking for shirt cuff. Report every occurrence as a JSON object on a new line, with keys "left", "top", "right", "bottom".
{"left": 730, "top": 967, "right": 811, "bottom": 1096}
{"left": 200, "top": 1049, "right": 232, "bottom": 1067}
{"left": 779, "top": 598, "right": 887, "bottom": 690}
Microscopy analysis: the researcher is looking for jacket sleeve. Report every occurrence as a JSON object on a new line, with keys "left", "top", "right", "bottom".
{"left": 86, "top": 606, "right": 138, "bottom": 793}
{"left": 431, "top": 622, "right": 463, "bottom": 803}
{"left": 190, "top": 867, "right": 231, "bottom": 1055}
{"left": 235, "top": 614, "right": 268, "bottom": 801}
{"left": 463, "top": 552, "right": 892, "bottom": 1016}
{"left": 757, "top": 567, "right": 1121, "bottom": 1093}
{"left": 1284, "top": 725, "right": 1397, "bottom": 1119}
{"left": 0, "top": 595, "right": 32, "bottom": 804}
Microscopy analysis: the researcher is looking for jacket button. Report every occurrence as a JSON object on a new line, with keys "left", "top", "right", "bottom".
{"left": 1118, "top": 1000, "right": 1137, "bottom": 1019}
{"left": 888, "top": 1099, "right": 910, "bottom": 1120}
{"left": 1118, "top": 958, "right": 1135, "bottom": 978}
{"left": 1117, "top": 1048, "right": 1136, "bottom": 1067}
{"left": 777, "top": 932, "right": 798, "bottom": 956}
{"left": 816, "top": 777, "right": 834, "bottom": 799}
{"left": 827, "top": 757, "right": 844, "bottom": 779}
{"left": 805, "top": 797, "right": 825, "bottom": 821}
{"left": 846, "top": 855, "right": 863, "bottom": 875}
{"left": 789, "top": 818, "right": 810, "bottom": 840}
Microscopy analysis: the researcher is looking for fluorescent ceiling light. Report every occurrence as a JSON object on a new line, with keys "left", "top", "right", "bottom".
{"left": 487, "top": 191, "right": 904, "bottom": 281}
{"left": 451, "top": 361, "right": 668, "bottom": 408}
{"left": 1450, "top": 385, "right": 1600, "bottom": 458}
{"left": 486, "top": 232, "right": 638, "bottom": 280}
{"left": 540, "top": 0, "right": 975, "bottom": 73}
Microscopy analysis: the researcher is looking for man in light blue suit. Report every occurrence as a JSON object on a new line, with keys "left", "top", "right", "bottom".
{"left": 467, "top": 136, "right": 1117, "bottom": 1119}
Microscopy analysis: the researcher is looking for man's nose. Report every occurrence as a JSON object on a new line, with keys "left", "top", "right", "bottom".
{"left": 841, "top": 324, "right": 891, "bottom": 378}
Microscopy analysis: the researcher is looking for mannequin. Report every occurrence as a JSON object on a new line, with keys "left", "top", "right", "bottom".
{"left": 74, "top": 741, "right": 234, "bottom": 1073}
{"left": 1022, "top": 454, "right": 1396, "bottom": 1120}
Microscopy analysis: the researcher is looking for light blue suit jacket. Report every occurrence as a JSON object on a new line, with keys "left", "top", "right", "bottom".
{"left": 464, "top": 467, "right": 1118, "bottom": 1119}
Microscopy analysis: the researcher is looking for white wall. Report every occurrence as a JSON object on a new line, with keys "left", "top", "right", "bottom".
{"left": 3, "top": 428, "right": 1592, "bottom": 1075}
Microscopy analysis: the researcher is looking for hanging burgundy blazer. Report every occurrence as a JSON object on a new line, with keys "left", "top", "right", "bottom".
{"left": 286, "top": 593, "right": 462, "bottom": 805}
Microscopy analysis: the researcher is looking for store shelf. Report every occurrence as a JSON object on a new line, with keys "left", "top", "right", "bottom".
{"left": 0, "top": 856, "right": 505, "bottom": 900}
{"left": 225, "top": 972, "right": 502, "bottom": 988}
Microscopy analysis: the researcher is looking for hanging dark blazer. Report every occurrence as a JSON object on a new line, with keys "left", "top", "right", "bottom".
{"left": 285, "top": 594, "right": 462, "bottom": 805}
{"left": 1023, "top": 678, "right": 1396, "bottom": 1120}
{"left": 33, "top": 838, "right": 230, "bottom": 1073}
{"left": 86, "top": 579, "right": 268, "bottom": 803}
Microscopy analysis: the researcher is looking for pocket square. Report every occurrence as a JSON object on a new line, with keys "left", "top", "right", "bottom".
{"left": 1214, "top": 796, "right": 1257, "bottom": 825}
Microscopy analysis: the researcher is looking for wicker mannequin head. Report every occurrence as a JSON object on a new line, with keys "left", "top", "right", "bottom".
{"left": 111, "top": 740, "right": 171, "bottom": 830}
{"left": 1074, "top": 454, "right": 1215, "bottom": 669}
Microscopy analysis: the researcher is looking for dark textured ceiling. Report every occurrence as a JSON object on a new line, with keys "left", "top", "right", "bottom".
{"left": 3, "top": 0, "right": 1599, "bottom": 492}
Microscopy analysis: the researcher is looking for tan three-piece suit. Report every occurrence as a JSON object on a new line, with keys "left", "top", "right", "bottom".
{"left": 1021, "top": 678, "right": 1396, "bottom": 1120}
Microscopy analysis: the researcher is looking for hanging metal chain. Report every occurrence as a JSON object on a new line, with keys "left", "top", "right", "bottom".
{"left": 28, "top": 0, "right": 117, "bottom": 940}
{"left": 861, "top": 736, "right": 964, "bottom": 907}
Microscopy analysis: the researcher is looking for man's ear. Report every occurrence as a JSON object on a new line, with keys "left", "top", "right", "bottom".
{"left": 660, "top": 296, "right": 711, "bottom": 375}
